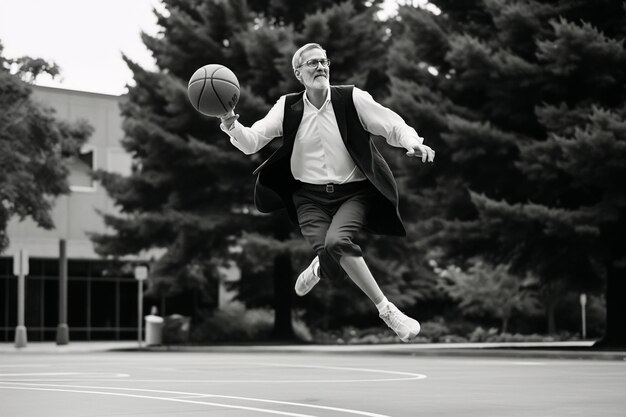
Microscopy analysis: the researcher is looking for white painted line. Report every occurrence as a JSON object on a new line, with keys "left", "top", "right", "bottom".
{"left": 0, "top": 383, "right": 394, "bottom": 417}
{"left": 107, "top": 362, "right": 420, "bottom": 384}
{"left": 0, "top": 378, "right": 416, "bottom": 383}
{"left": 0, "top": 362, "right": 426, "bottom": 384}
{"left": 507, "top": 362, "right": 546, "bottom": 366}
{"left": 0, "top": 386, "right": 318, "bottom": 417}
{"left": 257, "top": 362, "right": 425, "bottom": 378}
{"left": 166, "top": 392, "right": 395, "bottom": 417}
{"left": 172, "top": 394, "right": 214, "bottom": 399}
{"left": 0, "top": 365, "right": 49, "bottom": 368}
{"left": 0, "top": 372, "right": 81, "bottom": 377}
{"left": 0, "top": 372, "right": 129, "bottom": 378}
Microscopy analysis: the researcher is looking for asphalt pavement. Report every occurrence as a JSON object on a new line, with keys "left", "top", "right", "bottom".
{"left": 0, "top": 342, "right": 624, "bottom": 416}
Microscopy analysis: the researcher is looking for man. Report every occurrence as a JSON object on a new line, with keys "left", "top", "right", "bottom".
{"left": 219, "top": 43, "right": 435, "bottom": 342}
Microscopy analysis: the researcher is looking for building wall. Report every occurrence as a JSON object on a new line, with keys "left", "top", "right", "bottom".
{"left": 1, "top": 86, "right": 222, "bottom": 343}
{"left": 1, "top": 86, "right": 141, "bottom": 342}
{"left": 5, "top": 86, "right": 132, "bottom": 259}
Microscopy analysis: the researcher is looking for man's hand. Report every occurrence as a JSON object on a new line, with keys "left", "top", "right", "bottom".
{"left": 406, "top": 143, "right": 435, "bottom": 163}
{"left": 220, "top": 109, "right": 238, "bottom": 130}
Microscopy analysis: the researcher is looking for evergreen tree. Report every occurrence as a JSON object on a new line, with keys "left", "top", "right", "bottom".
{"left": 0, "top": 42, "right": 91, "bottom": 253}
{"left": 235, "top": 1, "right": 402, "bottom": 332}
{"left": 94, "top": 0, "right": 442, "bottom": 338}
{"left": 386, "top": 1, "right": 626, "bottom": 345}
{"left": 92, "top": 0, "right": 281, "bottom": 315}
{"left": 90, "top": 0, "right": 383, "bottom": 338}
{"left": 247, "top": 0, "right": 383, "bottom": 29}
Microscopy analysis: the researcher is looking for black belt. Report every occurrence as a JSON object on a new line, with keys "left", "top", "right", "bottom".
{"left": 298, "top": 180, "right": 368, "bottom": 194}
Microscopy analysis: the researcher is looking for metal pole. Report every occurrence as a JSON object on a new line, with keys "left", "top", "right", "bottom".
{"left": 138, "top": 280, "right": 143, "bottom": 348}
{"left": 580, "top": 293, "right": 587, "bottom": 340}
{"left": 134, "top": 265, "right": 148, "bottom": 349}
{"left": 14, "top": 257, "right": 27, "bottom": 348}
{"left": 581, "top": 302, "right": 587, "bottom": 340}
{"left": 56, "top": 239, "right": 69, "bottom": 345}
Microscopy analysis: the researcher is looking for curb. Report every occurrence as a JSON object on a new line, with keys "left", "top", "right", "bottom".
{"left": 137, "top": 343, "right": 626, "bottom": 361}
{"left": 2, "top": 341, "right": 625, "bottom": 361}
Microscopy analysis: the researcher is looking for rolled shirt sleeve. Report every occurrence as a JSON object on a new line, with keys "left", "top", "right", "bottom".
{"left": 352, "top": 87, "right": 424, "bottom": 151}
{"left": 220, "top": 96, "right": 286, "bottom": 154}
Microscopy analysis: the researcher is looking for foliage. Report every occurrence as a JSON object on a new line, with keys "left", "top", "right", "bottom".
{"left": 468, "top": 327, "right": 558, "bottom": 344}
{"left": 162, "top": 314, "right": 191, "bottom": 344}
{"left": 190, "top": 302, "right": 312, "bottom": 343}
{"left": 311, "top": 325, "right": 405, "bottom": 344}
{"left": 436, "top": 259, "right": 541, "bottom": 333}
{"left": 387, "top": 0, "right": 626, "bottom": 346}
{"left": 91, "top": 0, "right": 425, "bottom": 337}
{"left": 0, "top": 41, "right": 91, "bottom": 254}
{"left": 91, "top": 0, "right": 274, "bottom": 301}
{"left": 85, "top": 0, "right": 625, "bottom": 344}
{"left": 309, "top": 321, "right": 581, "bottom": 345}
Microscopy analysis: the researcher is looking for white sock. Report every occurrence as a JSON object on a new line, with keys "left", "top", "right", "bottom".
{"left": 375, "top": 297, "right": 389, "bottom": 313}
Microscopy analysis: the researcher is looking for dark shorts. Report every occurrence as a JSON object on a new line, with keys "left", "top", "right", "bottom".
{"left": 292, "top": 180, "right": 377, "bottom": 280}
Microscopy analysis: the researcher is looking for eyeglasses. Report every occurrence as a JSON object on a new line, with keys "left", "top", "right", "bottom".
{"left": 297, "top": 58, "right": 331, "bottom": 69}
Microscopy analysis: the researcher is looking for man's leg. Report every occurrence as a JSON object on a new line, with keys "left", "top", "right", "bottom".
{"left": 293, "top": 190, "right": 343, "bottom": 282}
{"left": 339, "top": 256, "right": 384, "bottom": 305}
{"left": 325, "top": 193, "right": 421, "bottom": 342}
{"left": 322, "top": 194, "right": 384, "bottom": 304}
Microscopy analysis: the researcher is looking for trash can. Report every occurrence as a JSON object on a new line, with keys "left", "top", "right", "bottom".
{"left": 144, "top": 314, "right": 164, "bottom": 346}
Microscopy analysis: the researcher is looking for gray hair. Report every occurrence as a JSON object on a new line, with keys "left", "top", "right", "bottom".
{"left": 292, "top": 43, "right": 326, "bottom": 70}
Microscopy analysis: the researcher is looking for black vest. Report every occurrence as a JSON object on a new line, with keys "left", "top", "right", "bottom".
{"left": 253, "top": 85, "right": 405, "bottom": 236}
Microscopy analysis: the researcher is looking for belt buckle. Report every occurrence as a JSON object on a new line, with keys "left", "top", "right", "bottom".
{"left": 325, "top": 184, "right": 334, "bottom": 193}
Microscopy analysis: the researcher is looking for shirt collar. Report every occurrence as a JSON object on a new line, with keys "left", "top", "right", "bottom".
{"left": 303, "top": 87, "right": 331, "bottom": 109}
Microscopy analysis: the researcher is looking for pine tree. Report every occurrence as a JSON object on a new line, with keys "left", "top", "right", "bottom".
{"left": 235, "top": 1, "right": 399, "bottom": 332}
{"left": 386, "top": 1, "right": 626, "bottom": 345}
{"left": 0, "top": 42, "right": 91, "bottom": 253}
{"left": 92, "top": 0, "right": 275, "bottom": 313}
{"left": 94, "top": 0, "right": 444, "bottom": 337}
{"left": 90, "top": 0, "right": 383, "bottom": 339}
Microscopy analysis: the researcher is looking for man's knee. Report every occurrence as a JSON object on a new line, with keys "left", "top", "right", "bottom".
{"left": 324, "top": 234, "right": 360, "bottom": 258}
{"left": 324, "top": 235, "right": 342, "bottom": 256}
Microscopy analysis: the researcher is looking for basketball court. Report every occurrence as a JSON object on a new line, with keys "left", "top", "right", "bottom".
{"left": 1, "top": 348, "right": 624, "bottom": 416}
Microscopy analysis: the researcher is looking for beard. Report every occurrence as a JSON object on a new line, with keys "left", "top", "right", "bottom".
{"left": 311, "top": 75, "right": 329, "bottom": 89}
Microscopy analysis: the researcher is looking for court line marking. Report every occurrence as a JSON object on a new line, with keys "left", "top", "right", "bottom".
{"left": 0, "top": 364, "right": 50, "bottom": 368}
{"left": 0, "top": 372, "right": 129, "bottom": 377}
{"left": 0, "top": 376, "right": 424, "bottom": 383}
{"left": 0, "top": 383, "right": 393, "bottom": 417}
{"left": 252, "top": 362, "right": 423, "bottom": 376}
{"left": 0, "top": 386, "right": 316, "bottom": 417}
{"left": 172, "top": 394, "right": 214, "bottom": 399}
{"left": 0, "top": 362, "right": 427, "bottom": 384}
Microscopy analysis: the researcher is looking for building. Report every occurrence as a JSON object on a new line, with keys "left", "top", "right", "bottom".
{"left": 1, "top": 85, "right": 238, "bottom": 343}
{"left": 1, "top": 86, "right": 146, "bottom": 342}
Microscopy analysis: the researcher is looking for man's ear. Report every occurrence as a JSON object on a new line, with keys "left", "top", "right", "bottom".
{"left": 294, "top": 69, "right": 301, "bottom": 81}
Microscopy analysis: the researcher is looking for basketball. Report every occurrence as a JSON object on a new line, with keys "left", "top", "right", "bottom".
{"left": 188, "top": 64, "right": 240, "bottom": 117}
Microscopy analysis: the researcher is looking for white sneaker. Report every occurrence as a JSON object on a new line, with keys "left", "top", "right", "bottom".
{"left": 295, "top": 257, "right": 320, "bottom": 296}
{"left": 379, "top": 303, "right": 421, "bottom": 342}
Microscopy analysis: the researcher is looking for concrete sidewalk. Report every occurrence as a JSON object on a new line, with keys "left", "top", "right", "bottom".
{"left": 0, "top": 340, "right": 138, "bottom": 353}
{"left": 2, "top": 340, "right": 624, "bottom": 360}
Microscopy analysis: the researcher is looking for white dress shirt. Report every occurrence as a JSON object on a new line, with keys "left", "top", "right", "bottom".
{"left": 220, "top": 87, "right": 423, "bottom": 185}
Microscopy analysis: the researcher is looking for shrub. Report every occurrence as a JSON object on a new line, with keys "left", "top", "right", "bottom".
{"left": 484, "top": 332, "right": 556, "bottom": 343}
{"left": 439, "top": 334, "right": 469, "bottom": 343}
{"left": 419, "top": 318, "right": 451, "bottom": 342}
{"left": 468, "top": 326, "right": 560, "bottom": 343}
{"left": 311, "top": 326, "right": 400, "bottom": 344}
{"left": 190, "top": 302, "right": 312, "bottom": 343}
{"left": 162, "top": 314, "right": 191, "bottom": 344}
{"left": 468, "top": 326, "right": 499, "bottom": 343}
